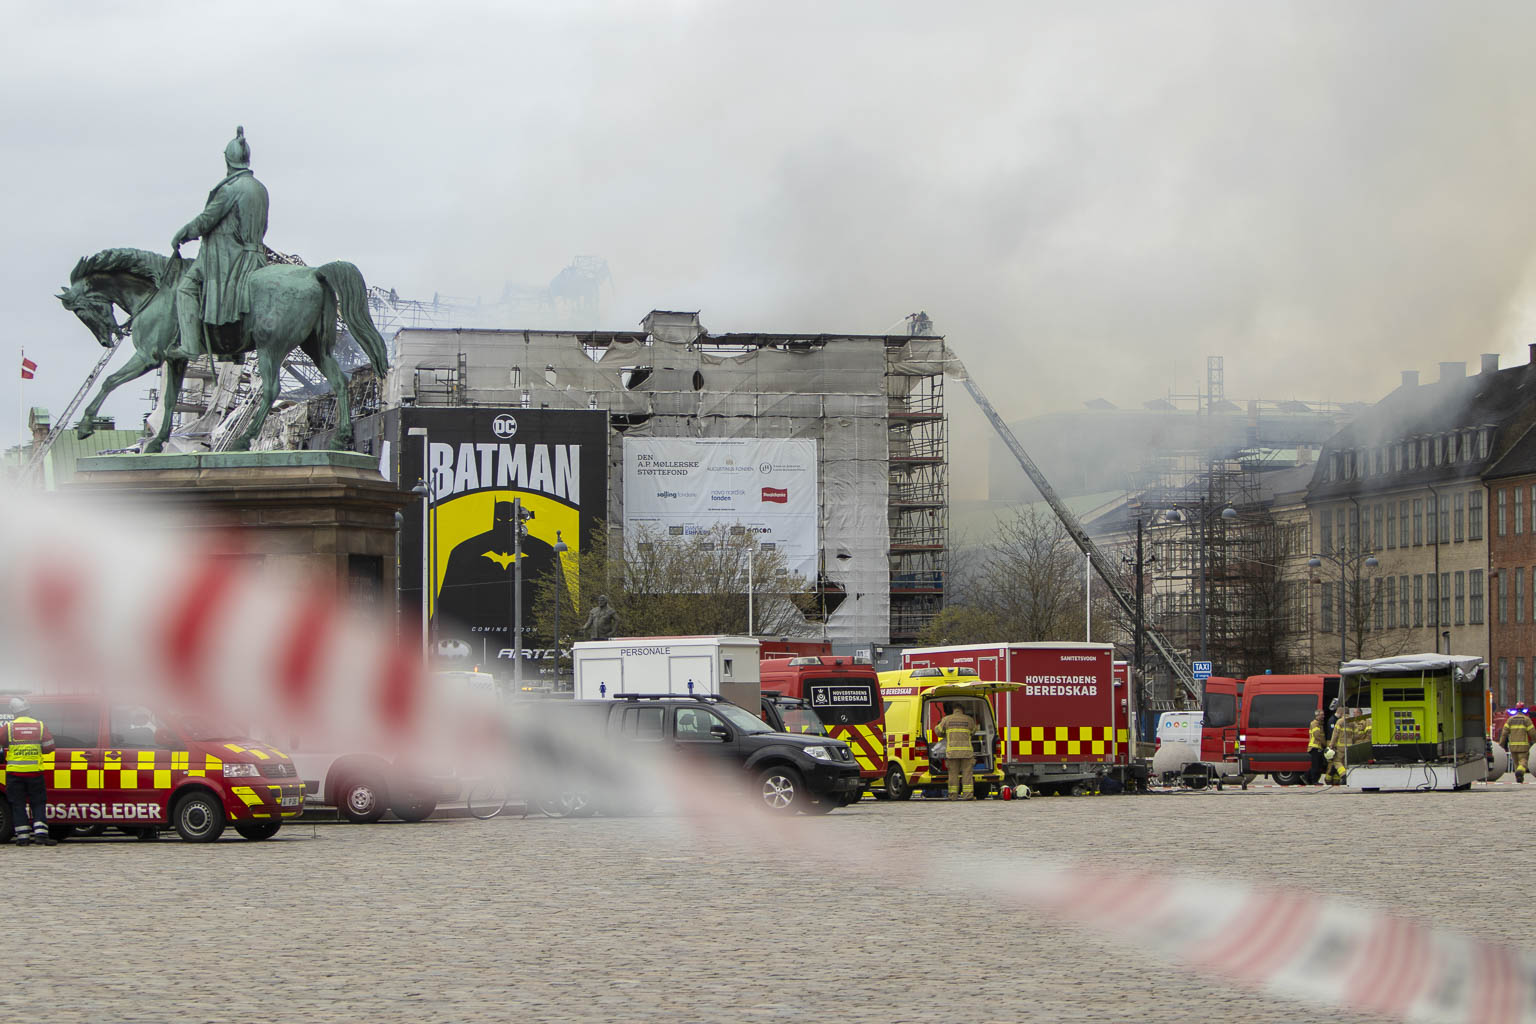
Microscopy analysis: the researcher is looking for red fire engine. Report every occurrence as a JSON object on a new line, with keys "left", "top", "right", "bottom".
{"left": 901, "top": 642, "right": 1146, "bottom": 795}
{"left": 759, "top": 656, "right": 885, "bottom": 796}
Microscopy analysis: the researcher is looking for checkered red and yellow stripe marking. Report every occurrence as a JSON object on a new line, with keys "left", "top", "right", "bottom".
{"left": 34, "top": 749, "right": 224, "bottom": 790}
{"left": 1002, "top": 726, "right": 1131, "bottom": 759}
{"left": 830, "top": 722, "right": 887, "bottom": 778}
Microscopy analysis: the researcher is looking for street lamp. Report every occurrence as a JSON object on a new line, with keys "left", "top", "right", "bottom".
{"left": 551, "top": 530, "right": 568, "bottom": 688}
{"left": 407, "top": 426, "right": 431, "bottom": 663}
{"left": 1307, "top": 548, "right": 1379, "bottom": 668}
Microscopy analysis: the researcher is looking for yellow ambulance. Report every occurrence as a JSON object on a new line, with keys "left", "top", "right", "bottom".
{"left": 878, "top": 667, "right": 1018, "bottom": 799}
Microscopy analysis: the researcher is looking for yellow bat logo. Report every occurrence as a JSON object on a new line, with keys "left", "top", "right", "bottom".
{"left": 481, "top": 550, "right": 522, "bottom": 570}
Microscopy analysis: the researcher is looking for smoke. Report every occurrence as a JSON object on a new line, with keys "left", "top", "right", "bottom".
{"left": 9, "top": 2, "right": 1536, "bottom": 498}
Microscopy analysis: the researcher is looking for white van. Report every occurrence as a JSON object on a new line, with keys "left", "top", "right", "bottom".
{"left": 1151, "top": 711, "right": 1204, "bottom": 778}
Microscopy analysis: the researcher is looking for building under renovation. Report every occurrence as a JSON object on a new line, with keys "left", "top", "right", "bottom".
{"left": 260, "top": 310, "right": 952, "bottom": 645}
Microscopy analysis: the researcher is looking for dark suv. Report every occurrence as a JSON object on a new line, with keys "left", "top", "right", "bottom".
{"left": 596, "top": 695, "right": 861, "bottom": 814}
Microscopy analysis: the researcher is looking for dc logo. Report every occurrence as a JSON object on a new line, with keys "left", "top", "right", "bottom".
{"left": 492, "top": 415, "right": 518, "bottom": 439}
{"left": 759, "top": 462, "right": 774, "bottom": 473}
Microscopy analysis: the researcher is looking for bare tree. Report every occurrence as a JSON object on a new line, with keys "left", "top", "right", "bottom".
{"left": 528, "top": 522, "right": 817, "bottom": 653}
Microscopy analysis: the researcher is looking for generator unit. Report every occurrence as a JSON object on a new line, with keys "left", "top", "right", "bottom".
{"left": 1339, "top": 653, "right": 1488, "bottom": 791}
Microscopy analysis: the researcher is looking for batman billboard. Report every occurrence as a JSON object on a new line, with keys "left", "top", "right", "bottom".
{"left": 396, "top": 408, "right": 608, "bottom": 658}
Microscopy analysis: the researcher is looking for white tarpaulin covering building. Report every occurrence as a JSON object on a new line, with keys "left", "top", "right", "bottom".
{"left": 623, "top": 437, "right": 821, "bottom": 580}
{"left": 271, "top": 309, "right": 954, "bottom": 644}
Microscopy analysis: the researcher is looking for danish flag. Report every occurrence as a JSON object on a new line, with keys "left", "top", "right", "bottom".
{"left": 20, "top": 356, "right": 36, "bottom": 380}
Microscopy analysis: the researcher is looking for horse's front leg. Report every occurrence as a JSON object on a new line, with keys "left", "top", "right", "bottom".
{"left": 77, "top": 350, "right": 157, "bottom": 440}
{"left": 143, "top": 359, "right": 187, "bottom": 454}
{"left": 229, "top": 348, "right": 283, "bottom": 451}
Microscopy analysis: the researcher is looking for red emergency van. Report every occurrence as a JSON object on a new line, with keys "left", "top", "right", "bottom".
{"left": 0, "top": 694, "right": 305, "bottom": 843}
{"left": 758, "top": 657, "right": 885, "bottom": 797}
{"left": 1238, "top": 674, "right": 1340, "bottom": 784}
{"left": 1200, "top": 676, "right": 1242, "bottom": 765}
{"left": 901, "top": 642, "right": 1145, "bottom": 795}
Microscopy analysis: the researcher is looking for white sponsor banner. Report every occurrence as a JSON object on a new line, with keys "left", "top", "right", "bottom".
{"left": 624, "top": 438, "right": 819, "bottom": 579}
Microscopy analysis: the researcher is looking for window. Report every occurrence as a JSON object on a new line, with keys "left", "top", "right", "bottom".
{"left": 1516, "top": 569, "right": 1524, "bottom": 625}
{"left": 1440, "top": 571, "right": 1451, "bottom": 627}
{"left": 1470, "top": 569, "right": 1484, "bottom": 625}
{"left": 1387, "top": 577, "right": 1398, "bottom": 628}
{"left": 1454, "top": 571, "right": 1465, "bottom": 626}
{"left": 1399, "top": 575, "right": 1410, "bottom": 628}
{"left": 27, "top": 701, "right": 100, "bottom": 748}
{"left": 1521, "top": 661, "right": 1527, "bottom": 705}
{"left": 1349, "top": 505, "right": 1360, "bottom": 550}
{"left": 1439, "top": 494, "right": 1451, "bottom": 544}
{"left": 1320, "top": 513, "right": 1333, "bottom": 556}
{"left": 1321, "top": 582, "right": 1334, "bottom": 632}
{"left": 1376, "top": 449, "right": 1384, "bottom": 475}
{"left": 1413, "top": 499, "right": 1423, "bottom": 546}
{"left": 1336, "top": 508, "right": 1347, "bottom": 553}
{"left": 672, "top": 707, "right": 725, "bottom": 741}
{"left": 1203, "top": 692, "right": 1237, "bottom": 729}
{"left": 1373, "top": 577, "right": 1383, "bottom": 630}
{"left": 1399, "top": 500, "right": 1409, "bottom": 546}
{"left": 1454, "top": 493, "right": 1464, "bottom": 542}
{"left": 109, "top": 705, "right": 162, "bottom": 748}
{"left": 1427, "top": 498, "right": 1438, "bottom": 545}
{"left": 1499, "top": 490, "right": 1508, "bottom": 536}
{"left": 621, "top": 705, "right": 665, "bottom": 740}
{"left": 1530, "top": 486, "right": 1536, "bottom": 533}
{"left": 1387, "top": 503, "right": 1397, "bottom": 548}
{"left": 1470, "top": 489, "right": 1484, "bottom": 541}
{"left": 1500, "top": 659, "right": 1510, "bottom": 706}
{"left": 1531, "top": 567, "right": 1536, "bottom": 623}
{"left": 1427, "top": 574, "right": 1439, "bottom": 627}
{"left": 1249, "top": 693, "right": 1320, "bottom": 729}
{"left": 1435, "top": 435, "right": 1444, "bottom": 465}
{"left": 1413, "top": 575, "right": 1424, "bottom": 627}
{"left": 1421, "top": 439, "right": 1430, "bottom": 466}
{"left": 1393, "top": 444, "right": 1402, "bottom": 471}
{"left": 1500, "top": 571, "right": 1510, "bottom": 624}
{"left": 1373, "top": 505, "right": 1383, "bottom": 551}
{"left": 1518, "top": 489, "right": 1526, "bottom": 536}
{"left": 1481, "top": 429, "right": 1491, "bottom": 459}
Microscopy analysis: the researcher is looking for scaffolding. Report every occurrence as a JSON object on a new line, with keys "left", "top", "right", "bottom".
{"left": 886, "top": 354, "right": 947, "bottom": 642}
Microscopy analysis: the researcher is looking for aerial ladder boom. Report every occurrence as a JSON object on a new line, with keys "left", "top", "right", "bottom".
{"left": 950, "top": 359, "right": 1200, "bottom": 702}
{"left": 20, "top": 339, "right": 123, "bottom": 484}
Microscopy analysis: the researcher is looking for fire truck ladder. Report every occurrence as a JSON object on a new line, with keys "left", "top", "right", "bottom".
{"left": 20, "top": 339, "right": 124, "bottom": 483}
{"left": 951, "top": 360, "right": 1200, "bottom": 702}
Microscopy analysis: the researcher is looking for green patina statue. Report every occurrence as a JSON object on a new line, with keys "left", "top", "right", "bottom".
{"left": 55, "top": 127, "right": 388, "bottom": 453}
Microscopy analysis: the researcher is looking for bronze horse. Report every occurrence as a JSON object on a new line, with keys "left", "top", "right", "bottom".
{"left": 57, "top": 248, "right": 388, "bottom": 452}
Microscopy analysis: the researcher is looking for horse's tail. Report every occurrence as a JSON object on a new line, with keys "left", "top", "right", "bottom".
{"left": 316, "top": 261, "right": 389, "bottom": 377}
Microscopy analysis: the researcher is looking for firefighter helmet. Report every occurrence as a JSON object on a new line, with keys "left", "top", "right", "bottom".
{"left": 8, "top": 696, "right": 28, "bottom": 714}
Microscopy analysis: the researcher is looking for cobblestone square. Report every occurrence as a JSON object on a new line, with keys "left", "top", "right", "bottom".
{"left": 13, "top": 782, "right": 1530, "bottom": 1023}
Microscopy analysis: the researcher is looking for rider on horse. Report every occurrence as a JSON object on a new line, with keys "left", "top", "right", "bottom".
{"left": 167, "top": 126, "right": 269, "bottom": 361}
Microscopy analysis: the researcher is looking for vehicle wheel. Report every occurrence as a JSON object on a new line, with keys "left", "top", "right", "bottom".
{"left": 337, "top": 776, "right": 388, "bottom": 824}
{"left": 466, "top": 777, "right": 509, "bottom": 820}
{"left": 77, "top": 824, "right": 107, "bottom": 838}
{"left": 172, "top": 791, "right": 227, "bottom": 843}
{"left": 839, "top": 788, "right": 864, "bottom": 806}
{"left": 234, "top": 821, "right": 281, "bottom": 841}
{"left": 1070, "top": 781, "right": 1093, "bottom": 797}
{"left": 886, "top": 765, "right": 912, "bottom": 801}
{"left": 1273, "top": 771, "right": 1302, "bottom": 787}
{"left": 48, "top": 825, "right": 73, "bottom": 842}
{"left": 391, "top": 798, "right": 436, "bottom": 823}
{"left": 973, "top": 782, "right": 992, "bottom": 800}
{"left": 535, "top": 791, "right": 583, "bottom": 817}
{"left": 756, "top": 764, "right": 805, "bottom": 813}
{"left": 871, "top": 788, "right": 891, "bottom": 801}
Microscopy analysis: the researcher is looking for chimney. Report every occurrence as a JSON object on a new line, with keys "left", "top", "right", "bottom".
{"left": 1481, "top": 353, "right": 1500, "bottom": 374}
{"left": 1439, "top": 361, "right": 1466, "bottom": 382}
{"left": 1401, "top": 370, "right": 1419, "bottom": 388}
{"left": 1529, "top": 341, "right": 1536, "bottom": 366}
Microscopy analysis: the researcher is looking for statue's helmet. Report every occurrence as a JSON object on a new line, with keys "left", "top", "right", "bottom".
{"left": 224, "top": 125, "right": 251, "bottom": 170}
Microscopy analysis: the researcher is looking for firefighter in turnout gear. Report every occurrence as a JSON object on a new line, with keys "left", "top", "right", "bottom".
{"left": 934, "top": 702, "right": 979, "bottom": 800}
{"left": 1308, "top": 711, "right": 1327, "bottom": 785}
{"left": 1324, "top": 711, "right": 1351, "bottom": 786}
{"left": 1500, "top": 705, "right": 1535, "bottom": 783}
{"left": 3, "top": 697, "right": 57, "bottom": 845}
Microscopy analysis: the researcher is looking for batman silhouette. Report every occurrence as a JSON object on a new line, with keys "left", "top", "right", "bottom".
{"left": 435, "top": 499, "right": 554, "bottom": 643}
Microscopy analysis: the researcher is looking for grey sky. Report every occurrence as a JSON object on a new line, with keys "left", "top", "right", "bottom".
{"left": 7, "top": 2, "right": 1536, "bottom": 497}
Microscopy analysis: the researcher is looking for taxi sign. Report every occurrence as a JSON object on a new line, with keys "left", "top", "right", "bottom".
{"left": 1193, "top": 661, "right": 1212, "bottom": 680}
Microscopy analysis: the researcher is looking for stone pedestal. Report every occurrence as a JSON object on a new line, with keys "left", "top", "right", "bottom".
{"left": 70, "top": 451, "right": 411, "bottom": 605}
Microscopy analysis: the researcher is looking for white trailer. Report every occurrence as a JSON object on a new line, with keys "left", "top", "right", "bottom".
{"left": 571, "top": 636, "right": 761, "bottom": 710}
